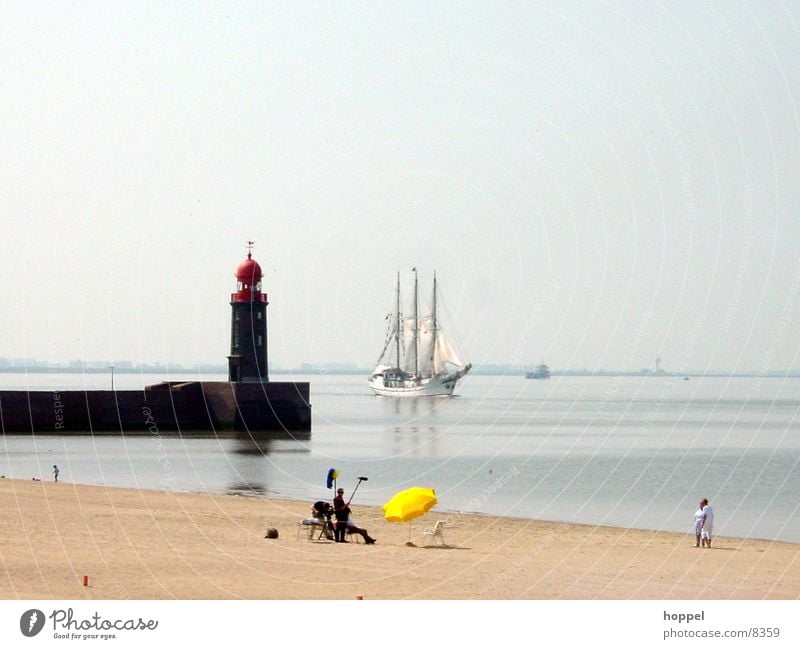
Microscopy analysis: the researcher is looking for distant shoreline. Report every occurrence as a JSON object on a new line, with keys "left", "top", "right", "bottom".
{"left": 1, "top": 366, "right": 799, "bottom": 378}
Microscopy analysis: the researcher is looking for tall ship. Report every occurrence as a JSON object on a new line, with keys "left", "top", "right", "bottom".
{"left": 526, "top": 363, "right": 551, "bottom": 379}
{"left": 368, "top": 270, "right": 471, "bottom": 397}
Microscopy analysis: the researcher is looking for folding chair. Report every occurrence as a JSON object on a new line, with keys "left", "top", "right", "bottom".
{"left": 297, "top": 517, "right": 323, "bottom": 541}
{"left": 422, "top": 520, "right": 447, "bottom": 546}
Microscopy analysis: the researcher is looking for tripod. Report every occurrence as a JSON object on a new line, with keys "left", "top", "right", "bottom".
{"left": 316, "top": 515, "right": 336, "bottom": 541}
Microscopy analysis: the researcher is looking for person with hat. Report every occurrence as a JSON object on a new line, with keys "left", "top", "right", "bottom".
{"left": 332, "top": 488, "right": 351, "bottom": 542}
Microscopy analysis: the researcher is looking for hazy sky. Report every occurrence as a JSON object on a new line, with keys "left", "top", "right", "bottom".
{"left": 2, "top": 1, "right": 799, "bottom": 372}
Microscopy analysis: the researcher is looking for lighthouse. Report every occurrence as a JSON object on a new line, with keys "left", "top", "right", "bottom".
{"left": 228, "top": 242, "right": 269, "bottom": 382}
{"left": 1, "top": 240, "right": 310, "bottom": 434}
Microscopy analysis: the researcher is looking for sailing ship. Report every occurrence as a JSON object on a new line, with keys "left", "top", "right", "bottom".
{"left": 368, "top": 270, "right": 471, "bottom": 397}
{"left": 525, "top": 363, "right": 551, "bottom": 379}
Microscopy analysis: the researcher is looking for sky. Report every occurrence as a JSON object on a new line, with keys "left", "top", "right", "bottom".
{"left": 1, "top": 1, "right": 799, "bottom": 373}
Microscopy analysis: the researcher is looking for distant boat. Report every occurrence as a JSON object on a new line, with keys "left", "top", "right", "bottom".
{"left": 368, "top": 270, "right": 471, "bottom": 397}
{"left": 526, "top": 363, "right": 551, "bottom": 380}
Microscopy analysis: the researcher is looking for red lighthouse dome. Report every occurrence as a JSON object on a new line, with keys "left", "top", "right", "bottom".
{"left": 235, "top": 253, "right": 263, "bottom": 284}
{"left": 231, "top": 246, "right": 267, "bottom": 304}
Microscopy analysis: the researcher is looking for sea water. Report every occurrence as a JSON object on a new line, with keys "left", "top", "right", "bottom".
{"left": 1, "top": 372, "right": 798, "bottom": 543}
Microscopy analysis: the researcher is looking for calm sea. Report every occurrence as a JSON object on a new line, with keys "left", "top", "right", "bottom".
{"left": 1, "top": 372, "right": 798, "bottom": 543}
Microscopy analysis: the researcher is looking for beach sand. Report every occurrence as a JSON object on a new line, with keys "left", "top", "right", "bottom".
{"left": 1, "top": 478, "right": 797, "bottom": 599}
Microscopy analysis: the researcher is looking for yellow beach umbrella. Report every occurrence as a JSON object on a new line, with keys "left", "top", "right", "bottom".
{"left": 383, "top": 487, "right": 437, "bottom": 523}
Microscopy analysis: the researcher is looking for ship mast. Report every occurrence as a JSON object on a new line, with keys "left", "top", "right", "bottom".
{"left": 395, "top": 271, "right": 401, "bottom": 369}
{"left": 431, "top": 271, "right": 438, "bottom": 370}
{"left": 413, "top": 267, "right": 419, "bottom": 377}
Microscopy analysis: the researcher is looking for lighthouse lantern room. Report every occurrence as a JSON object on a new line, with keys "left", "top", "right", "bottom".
{"left": 228, "top": 242, "right": 269, "bottom": 382}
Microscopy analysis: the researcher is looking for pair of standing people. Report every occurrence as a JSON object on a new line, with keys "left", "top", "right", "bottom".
{"left": 693, "top": 498, "right": 714, "bottom": 548}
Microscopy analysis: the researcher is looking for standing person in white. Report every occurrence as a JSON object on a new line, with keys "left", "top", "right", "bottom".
{"left": 700, "top": 498, "right": 714, "bottom": 548}
{"left": 693, "top": 501, "right": 705, "bottom": 547}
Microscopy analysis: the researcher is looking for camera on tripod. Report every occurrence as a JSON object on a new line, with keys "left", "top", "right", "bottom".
{"left": 311, "top": 501, "right": 336, "bottom": 540}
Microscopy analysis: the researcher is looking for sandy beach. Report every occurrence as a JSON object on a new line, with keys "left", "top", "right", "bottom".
{"left": 0, "top": 478, "right": 797, "bottom": 600}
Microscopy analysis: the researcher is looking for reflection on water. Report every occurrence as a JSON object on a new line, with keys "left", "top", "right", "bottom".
{"left": 378, "top": 397, "right": 457, "bottom": 428}
{"left": 232, "top": 439, "right": 273, "bottom": 456}
{"left": 386, "top": 394, "right": 446, "bottom": 419}
{"left": 390, "top": 426, "right": 440, "bottom": 458}
{"left": 226, "top": 433, "right": 312, "bottom": 495}
{"left": 227, "top": 482, "right": 268, "bottom": 497}
{"left": 383, "top": 395, "right": 445, "bottom": 457}
{"left": 232, "top": 432, "right": 310, "bottom": 455}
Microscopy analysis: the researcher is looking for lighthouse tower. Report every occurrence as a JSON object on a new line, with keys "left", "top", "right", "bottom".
{"left": 227, "top": 243, "right": 269, "bottom": 382}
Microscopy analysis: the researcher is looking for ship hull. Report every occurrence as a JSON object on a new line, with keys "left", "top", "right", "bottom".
{"left": 368, "top": 367, "right": 469, "bottom": 397}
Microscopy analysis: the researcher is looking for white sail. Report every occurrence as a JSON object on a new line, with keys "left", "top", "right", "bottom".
{"left": 401, "top": 316, "right": 417, "bottom": 373}
{"left": 419, "top": 316, "right": 436, "bottom": 371}
{"left": 433, "top": 330, "right": 466, "bottom": 373}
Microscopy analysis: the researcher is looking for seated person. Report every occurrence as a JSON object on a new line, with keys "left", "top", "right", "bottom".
{"left": 342, "top": 518, "right": 376, "bottom": 544}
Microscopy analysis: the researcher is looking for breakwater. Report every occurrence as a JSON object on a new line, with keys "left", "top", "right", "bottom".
{"left": 0, "top": 381, "right": 310, "bottom": 435}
